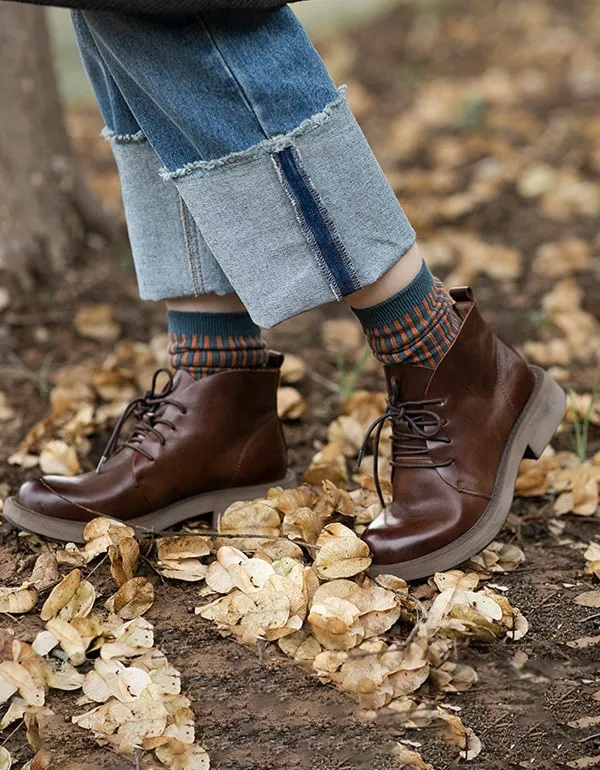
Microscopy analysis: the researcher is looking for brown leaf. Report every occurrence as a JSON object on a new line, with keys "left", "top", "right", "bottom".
{"left": 30, "top": 553, "right": 60, "bottom": 591}
{"left": 113, "top": 577, "right": 155, "bottom": 619}
{"left": 574, "top": 591, "right": 600, "bottom": 608}
{"left": 304, "top": 443, "right": 349, "bottom": 488}
{"left": 277, "top": 387, "right": 307, "bottom": 420}
{"left": 108, "top": 537, "right": 139, "bottom": 586}
{"left": 157, "top": 536, "right": 211, "bottom": 561}
{"left": 74, "top": 304, "right": 121, "bottom": 342}
{"left": 40, "top": 570, "right": 81, "bottom": 621}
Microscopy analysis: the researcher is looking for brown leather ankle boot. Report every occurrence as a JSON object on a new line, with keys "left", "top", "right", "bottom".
{"left": 361, "top": 288, "right": 566, "bottom": 581}
{"left": 5, "top": 352, "right": 294, "bottom": 543}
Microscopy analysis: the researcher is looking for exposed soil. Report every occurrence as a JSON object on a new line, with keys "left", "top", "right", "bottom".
{"left": 1, "top": 1, "right": 600, "bottom": 768}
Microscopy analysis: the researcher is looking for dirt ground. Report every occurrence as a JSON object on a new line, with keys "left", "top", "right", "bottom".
{"left": 1, "top": 0, "right": 600, "bottom": 768}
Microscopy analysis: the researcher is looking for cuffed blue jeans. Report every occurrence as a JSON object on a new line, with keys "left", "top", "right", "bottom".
{"left": 72, "top": 8, "right": 416, "bottom": 328}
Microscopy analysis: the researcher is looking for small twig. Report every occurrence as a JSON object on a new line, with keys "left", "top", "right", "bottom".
{"left": 140, "top": 553, "right": 166, "bottom": 584}
{"left": 307, "top": 370, "right": 340, "bottom": 394}
{"left": 5, "top": 310, "right": 70, "bottom": 326}
{"left": 1, "top": 719, "right": 24, "bottom": 746}
{"left": 85, "top": 553, "right": 109, "bottom": 582}
{"left": 135, "top": 526, "right": 321, "bottom": 552}
{"left": 578, "top": 732, "right": 600, "bottom": 744}
{"left": 579, "top": 611, "right": 600, "bottom": 624}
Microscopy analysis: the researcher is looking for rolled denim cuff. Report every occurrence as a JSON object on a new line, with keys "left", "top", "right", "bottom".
{"left": 105, "top": 129, "right": 234, "bottom": 300}
{"left": 166, "top": 88, "right": 416, "bottom": 329}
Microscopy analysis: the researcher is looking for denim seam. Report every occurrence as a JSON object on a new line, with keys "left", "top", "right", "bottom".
{"left": 161, "top": 86, "right": 347, "bottom": 181}
{"left": 289, "top": 144, "right": 360, "bottom": 294}
{"left": 179, "top": 197, "right": 201, "bottom": 297}
{"left": 270, "top": 150, "right": 342, "bottom": 301}
{"left": 198, "top": 16, "right": 270, "bottom": 142}
{"left": 188, "top": 210, "right": 206, "bottom": 294}
{"left": 102, "top": 126, "right": 148, "bottom": 145}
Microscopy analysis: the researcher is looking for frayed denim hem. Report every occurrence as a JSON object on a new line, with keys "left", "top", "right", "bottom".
{"left": 102, "top": 126, "right": 148, "bottom": 145}
{"left": 168, "top": 89, "right": 416, "bottom": 328}
{"left": 160, "top": 86, "right": 348, "bottom": 181}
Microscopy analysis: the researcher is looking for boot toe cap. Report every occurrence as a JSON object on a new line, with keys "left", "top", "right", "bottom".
{"left": 362, "top": 495, "right": 485, "bottom": 567}
{"left": 17, "top": 478, "right": 81, "bottom": 520}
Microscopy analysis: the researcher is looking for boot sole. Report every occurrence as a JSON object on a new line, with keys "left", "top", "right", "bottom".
{"left": 3, "top": 470, "right": 297, "bottom": 545}
{"left": 368, "top": 366, "right": 567, "bottom": 581}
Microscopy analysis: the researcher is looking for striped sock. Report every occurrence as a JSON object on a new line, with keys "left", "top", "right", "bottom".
{"left": 167, "top": 311, "right": 268, "bottom": 380}
{"left": 353, "top": 262, "right": 461, "bottom": 369}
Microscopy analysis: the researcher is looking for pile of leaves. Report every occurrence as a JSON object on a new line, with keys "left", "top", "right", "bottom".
{"left": 1, "top": 322, "right": 599, "bottom": 767}
{"left": 0, "top": 519, "right": 209, "bottom": 769}
{"left": 0, "top": 489, "right": 531, "bottom": 768}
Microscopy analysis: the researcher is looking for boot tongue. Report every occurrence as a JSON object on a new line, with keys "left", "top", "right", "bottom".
{"left": 384, "top": 362, "right": 434, "bottom": 402}
{"left": 170, "top": 368, "right": 200, "bottom": 393}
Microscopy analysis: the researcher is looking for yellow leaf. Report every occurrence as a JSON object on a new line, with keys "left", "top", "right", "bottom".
{"left": 280, "top": 354, "right": 306, "bottom": 384}
{"left": 277, "top": 387, "right": 307, "bottom": 420}
{"left": 574, "top": 591, "right": 600, "bottom": 608}
{"left": 74, "top": 304, "right": 121, "bottom": 342}
{"left": 0, "top": 584, "right": 38, "bottom": 615}
{"left": 40, "top": 569, "right": 81, "bottom": 621}
{"left": 157, "top": 536, "right": 211, "bottom": 561}
{"left": 314, "top": 536, "right": 371, "bottom": 580}
{"left": 39, "top": 440, "right": 81, "bottom": 477}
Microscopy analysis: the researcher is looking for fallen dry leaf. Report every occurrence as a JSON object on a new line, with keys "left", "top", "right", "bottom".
{"left": 113, "top": 577, "right": 155, "bottom": 619}
{"left": 157, "top": 536, "right": 211, "bottom": 562}
{"left": 109, "top": 537, "right": 140, "bottom": 586}
{"left": 40, "top": 570, "right": 81, "bottom": 621}
{"left": 304, "top": 442, "right": 349, "bottom": 489}
{"left": 313, "top": 532, "right": 372, "bottom": 580}
{"left": 0, "top": 747, "right": 11, "bottom": 770}
{"left": 322, "top": 318, "right": 364, "bottom": 355}
{"left": 0, "top": 584, "right": 38, "bottom": 615}
{"left": 584, "top": 542, "right": 600, "bottom": 579}
{"left": 574, "top": 591, "right": 600, "bottom": 608}
{"left": 74, "top": 304, "right": 121, "bottom": 342}
{"left": 38, "top": 440, "right": 81, "bottom": 476}
{"left": 280, "top": 354, "right": 306, "bottom": 384}
{"left": 30, "top": 553, "right": 60, "bottom": 591}
{"left": 393, "top": 744, "right": 433, "bottom": 770}
{"left": 277, "top": 387, "right": 307, "bottom": 420}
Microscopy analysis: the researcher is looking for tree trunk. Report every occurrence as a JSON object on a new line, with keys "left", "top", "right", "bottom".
{"left": 0, "top": 3, "right": 117, "bottom": 292}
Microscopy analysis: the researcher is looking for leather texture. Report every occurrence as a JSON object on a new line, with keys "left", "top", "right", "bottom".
{"left": 362, "top": 292, "right": 535, "bottom": 566}
{"left": 17, "top": 366, "right": 288, "bottom": 524}
{"left": 10, "top": 0, "right": 301, "bottom": 14}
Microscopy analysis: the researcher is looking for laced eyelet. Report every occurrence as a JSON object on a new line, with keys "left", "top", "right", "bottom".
{"left": 95, "top": 367, "right": 186, "bottom": 473}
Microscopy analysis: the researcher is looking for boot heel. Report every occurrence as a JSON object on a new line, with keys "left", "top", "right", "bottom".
{"left": 523, "top": 368, "right": 567, "bottom": 460}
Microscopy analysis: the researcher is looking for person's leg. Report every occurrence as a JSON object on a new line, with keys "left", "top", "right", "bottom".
{"left": 6, "top": 9, "right": 565, "bottom": 575}
{"left": 3, "top": 11, "right": 299, "bottom": 543}
{"left": 80, "top": 7, "right": 460, "bottom": 373}
{"left": 71, "top": 10, "right": 269, "bottom": 380}
{"left": 74, "top": 8, "right": 418, "bottom": 329}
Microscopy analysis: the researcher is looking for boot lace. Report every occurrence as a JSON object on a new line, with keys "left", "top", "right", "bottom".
{"left": 357, "top": 377, "right": 451, "bottom": 507}
{"left": 96, "top": 368, "right": 187, "bottom": 473}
